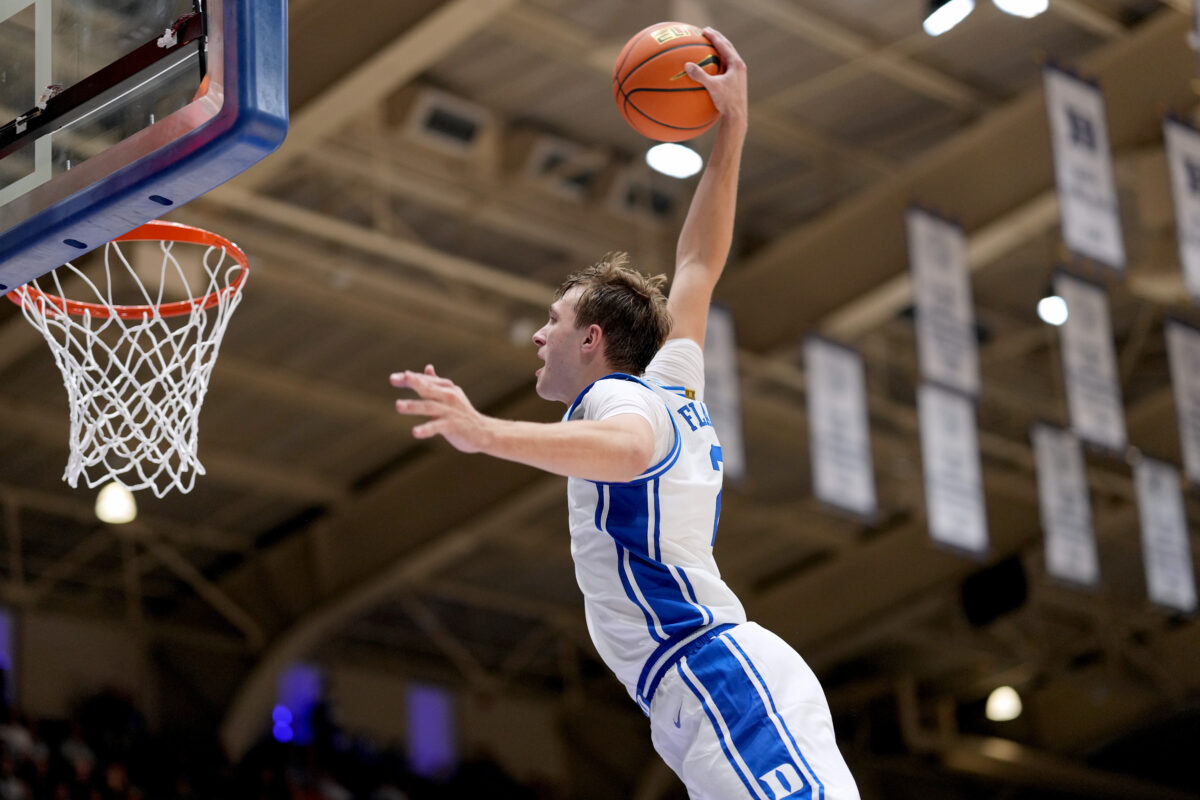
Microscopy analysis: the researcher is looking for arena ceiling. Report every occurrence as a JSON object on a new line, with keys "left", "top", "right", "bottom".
{"left": 1, "top": 1, "right": 1198, "bottom": 798}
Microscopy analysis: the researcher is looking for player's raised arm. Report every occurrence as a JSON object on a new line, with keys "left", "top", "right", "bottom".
{"left": 666, "top": 27, "right": 748, "bottom": 348}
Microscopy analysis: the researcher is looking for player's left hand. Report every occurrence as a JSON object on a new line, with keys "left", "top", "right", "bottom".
{"left": 390, "top": 365, "right": 490, "bottom": 454}
{"left": 686, "top": 27, "right": 747, "bottom": 124}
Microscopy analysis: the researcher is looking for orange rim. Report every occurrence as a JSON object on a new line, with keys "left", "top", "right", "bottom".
{"left": 5, "top": 220, "right": 249, "bottom": 319}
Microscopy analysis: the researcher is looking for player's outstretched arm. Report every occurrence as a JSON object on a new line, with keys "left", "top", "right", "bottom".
{"left": 391, "top": 365, "right": 655, "bottom": 483}
{"left": 667, "top": 27, "right": 748, "bottom": 348}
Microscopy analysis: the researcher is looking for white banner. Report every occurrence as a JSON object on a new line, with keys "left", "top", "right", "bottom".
{"left": 918, "top": 383, "right": 988, "bottom": 555}
{"left": 1044, "top": 67, "right": 1125, "bottom": 270}
{"left": 1055, "top": 272, "right": 1126, "bottom": 452}
{"left": 1163, "top": 118, "right": 1200, "bottom": 302}
{"left": 1133, "top": 458, "right": 1197, "bottom": 614}
{"left": 703, "top": 305, "right": 745, "bottom": 482}
{"left": 1031, "top": 424, "right": 1099, "bottom": 586}
{"left": 907, "top": 208, "right": 980, "bottom": 396}
{"left": 804, "top": 336, "right": 876, "bottom": 518}
{"left": 1166, "top": 319, "right": 1200, "bottom": 486}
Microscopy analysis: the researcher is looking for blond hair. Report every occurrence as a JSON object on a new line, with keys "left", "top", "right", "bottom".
{"left": 557, "top": 252, "right": 672, "bottom": 375}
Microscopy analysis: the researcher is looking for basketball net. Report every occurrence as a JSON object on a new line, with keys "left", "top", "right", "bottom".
{"left": 6, "top": 221, "right": 248, "bottom": 498}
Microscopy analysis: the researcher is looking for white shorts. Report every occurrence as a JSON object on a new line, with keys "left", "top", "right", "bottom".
{"left": 647, "top": 623, "right": 860, "bottom": 800}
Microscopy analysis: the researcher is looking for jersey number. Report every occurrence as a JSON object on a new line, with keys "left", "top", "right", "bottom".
{"left": 710, "top": 445, "right": 723, "bottom": 546}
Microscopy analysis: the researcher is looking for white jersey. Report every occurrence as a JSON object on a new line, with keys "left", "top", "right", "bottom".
{"left": 565, "top": 339, "right": 747, "bottom": 714}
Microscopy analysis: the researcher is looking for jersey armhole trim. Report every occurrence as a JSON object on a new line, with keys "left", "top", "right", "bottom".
{"left": 566, "top": 373, "right": 681, "bottom": 487}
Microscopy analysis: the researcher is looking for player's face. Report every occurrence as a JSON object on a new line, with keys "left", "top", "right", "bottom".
{"left": 532, "top": 287, "right": 590, "bottom": 403}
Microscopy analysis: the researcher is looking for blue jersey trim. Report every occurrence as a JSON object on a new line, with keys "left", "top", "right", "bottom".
{"left": 599, "top": 484, "right": 668, "bottom": 644}
{"left": 565, "top": 373, "right": 682, "bottom": 486}
{"left": 652, "top": 479, "right": 663, "bottom": 561}
{"left": 615, "top": 542, "right": 668, "bottom": 644}
{"left": 604, "top": 481, "right": 713, "bottom": 643}
{"left": 674, "top": 568, "right": 713, "bottom": 626}
{"left": 635, "top": 622, "right": 735, "bottom": 709}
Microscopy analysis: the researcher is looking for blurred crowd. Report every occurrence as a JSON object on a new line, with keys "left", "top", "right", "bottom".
{"left": 0, "top": 689, "right": 552, "bottom": 800}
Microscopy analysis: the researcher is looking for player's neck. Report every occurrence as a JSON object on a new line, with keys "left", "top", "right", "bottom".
{"left": 558, "top": 360, "right": 622, "bottom": 404}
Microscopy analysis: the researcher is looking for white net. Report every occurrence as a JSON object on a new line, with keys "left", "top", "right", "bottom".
{"left": 11, "top": 228, "right": 247, "bottom": 497}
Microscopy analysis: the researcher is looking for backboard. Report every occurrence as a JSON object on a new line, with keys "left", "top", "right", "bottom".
{"left": 0, "top": 0, "right": 288, "bottom": 293}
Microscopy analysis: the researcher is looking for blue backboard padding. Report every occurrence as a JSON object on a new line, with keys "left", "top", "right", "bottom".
{"left": 0, "top": 0, "right": 289, "bottom": 292}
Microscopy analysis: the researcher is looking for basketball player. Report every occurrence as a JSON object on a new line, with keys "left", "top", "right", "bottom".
{"left": 392, "top": 28, "right": 859, "bottom": 800}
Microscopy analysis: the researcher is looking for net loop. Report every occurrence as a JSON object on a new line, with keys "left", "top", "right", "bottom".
{"left": 6, "top": 221, "right": 249, "bottom": 497}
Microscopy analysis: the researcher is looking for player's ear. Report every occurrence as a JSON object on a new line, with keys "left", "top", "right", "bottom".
{"left": 581, "top": 324, "right": 604, "bottom": 352}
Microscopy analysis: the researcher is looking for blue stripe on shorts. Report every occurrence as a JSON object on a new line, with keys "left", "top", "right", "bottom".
{"left": 677, "top": 632, "right": 822, "bottom": 800}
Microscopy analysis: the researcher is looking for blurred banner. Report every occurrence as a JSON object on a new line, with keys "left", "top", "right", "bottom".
{"left": 918, "top": 383, "right": 987, "bottom": 555}
{"left": 1163, "top": 118, "right": 1200, "bottom": 302}
{"left": 1054, "top": 271, "right": 1127, "bottom": 453}
{"left": 1133, "top": 457, "right": 1197, "bottom": 614}
{"left": 1031, "top": 424, "right": 1099, "bottom": 586}
{"left": 907, "top": 208, "right": 980, "bottom": 397}
{"left": 704, "top": 305, "right": 746, "bottom": 482}
{"left": 804, "top": 336, "right": 876, "bottom": 519}
{"left": 1044, "top": 66, "right": 1125, "bottom": 271}
{"left": 1165, "top": 318, "right": 1200, "bottom": 486}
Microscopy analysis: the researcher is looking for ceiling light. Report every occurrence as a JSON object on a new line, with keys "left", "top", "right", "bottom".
{"left": 924, "top": 0, "right": 975, "bottom": 36}
{"left": 1037, "top": 294, "right": 1068, "bottom": 326}
{"left": 95, "top": 482, "right": 137, "bottom": 524}
{"left": 985, "top": 685, "right": 1023, "bottom": 722}
{"left": 646, "top": 143, "right": 703, "bottom": 179}
{"left": 993, "top": 0, "right": 1048, "bottom": 19}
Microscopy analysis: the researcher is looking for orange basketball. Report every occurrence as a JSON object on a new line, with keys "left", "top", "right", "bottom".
{"left": 612, "top": 22, "right": 722, "bottom": 142}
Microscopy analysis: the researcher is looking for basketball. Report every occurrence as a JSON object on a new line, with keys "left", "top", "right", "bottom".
{"left": 612, "top": 22, "right": 722, "bottom": 142}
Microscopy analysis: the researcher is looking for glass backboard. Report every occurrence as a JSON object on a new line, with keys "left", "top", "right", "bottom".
{"left": 0, "top": 0, "right": 288, "bottom": 293}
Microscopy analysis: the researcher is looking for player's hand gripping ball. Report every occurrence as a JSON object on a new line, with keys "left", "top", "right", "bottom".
{"left": 612, "top": 22, "right": 723, "bottom": 142}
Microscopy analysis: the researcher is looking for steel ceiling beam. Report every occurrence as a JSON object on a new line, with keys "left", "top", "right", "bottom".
{"left": 236, "top": 0, "right": 520, "bottom": 190}
{"left": 720, "top": 10, "right": 1196, "bottom": 351}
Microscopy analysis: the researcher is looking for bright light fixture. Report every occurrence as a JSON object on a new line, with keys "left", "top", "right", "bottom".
{"left": 1037, "top": 294, "right": 1068, "bottom": 326}
{"left": 95, "top": 482, "right": 137, "bottom": 524}
{"left": 924, "top": 0, "right": 975, "bottom": 36}
{"left": 993, "top": 0, "right": 1048, "bottom": 19}
{"left": 986, "top": 685, "right": 1023, "bottom": 722}
{"left": 646, "top": 143, "right": 703, "bottom": 179}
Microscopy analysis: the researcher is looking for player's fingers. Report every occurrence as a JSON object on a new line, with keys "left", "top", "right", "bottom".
{"left": 400, "top": 373, "right": 453, "bottom": 399}
{"left": 388, "top": 371, "right": 411, "bottom": 387}
{"left": 684, "top": 61, "right": 715, "bottom": 86}
{"left": 704, "top": 27, "right": 744, "bottom": 71}
{"left": 413, "top": 368, "right": 456, "bottom": 390}
{"left": 703, "top": 27, "right": 737, "bottom": 61}
{"left": 394, "top": 398, "right": 440, "bottom": 417}
{"left": 412, "top": 420, "right": 444, "bottom": 439}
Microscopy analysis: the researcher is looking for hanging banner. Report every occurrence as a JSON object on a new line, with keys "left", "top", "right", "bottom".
{"left": 804, "top": 336, "right": 876, "bottom": 519}
{"left": 1031, "top": 424, "right": 1100, "bottom": 586}
{"left": 1043, "top": 66, "right": 1125, "bottom": 271}
{"left": 703, "top": 305, "right": 745, "bottom": 482}
{"left": 1133, "top": 457, "right": 1197, "bottom": 614}
{"left": 1055, "top": 272, "right": 1127, "bottom": 453}
{"left": 1164, "top": 118, "right": 1200, "bottom": 303}
{"left": 918, "top": 383, "right": 988, "bottom": 555}
{"left": 1165, "top": 318, "right": 1200, "bottom": 486}
{"left": 907, "top": 208, "right": 980, "bottom": 397}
